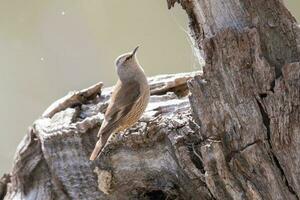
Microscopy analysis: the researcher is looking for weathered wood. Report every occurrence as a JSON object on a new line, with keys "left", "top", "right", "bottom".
{"left": 0, "top": 175, "right": 10, "bottom": 200}
{"left": 168, "top": 0, "right": 300, "bottom": 199}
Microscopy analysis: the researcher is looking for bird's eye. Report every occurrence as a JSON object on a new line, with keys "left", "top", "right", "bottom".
{"left": 125, "top": 55, "right": 132, "bottom": 62}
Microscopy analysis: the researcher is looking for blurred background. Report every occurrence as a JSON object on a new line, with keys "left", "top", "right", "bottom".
{"left": 0, "top": 0, "right": 299, "bottom": 175}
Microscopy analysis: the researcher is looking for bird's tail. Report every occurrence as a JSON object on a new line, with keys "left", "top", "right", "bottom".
{"left": 89, "top": 140, "right": 104, "bottom": 160}
{"left": 90, "top": 130, "right": 112, "bottom": 160}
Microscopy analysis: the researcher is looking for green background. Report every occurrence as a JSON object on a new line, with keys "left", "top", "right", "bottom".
{"left": 0, "top": 1, "right": 299, "bottom": 174}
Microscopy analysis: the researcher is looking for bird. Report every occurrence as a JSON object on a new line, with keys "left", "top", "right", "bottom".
{"left": 90, "top": 46, "right": 150, "bottom": 160}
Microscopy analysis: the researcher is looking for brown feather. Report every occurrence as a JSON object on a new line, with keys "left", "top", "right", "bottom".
{"left": 89, "top": 80, "right": 141, "bottom": 160}
{"left": 98, "top": 80, "right": 140, "bottom": 136}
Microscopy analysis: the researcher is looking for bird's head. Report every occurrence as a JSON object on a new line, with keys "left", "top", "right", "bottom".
{"left": 115, "top": 46, "right": 142, "bottom": 81}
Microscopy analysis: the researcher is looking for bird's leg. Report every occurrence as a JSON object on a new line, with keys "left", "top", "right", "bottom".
{"left": 122, "top": 129, "right": 131, "bottom": 137}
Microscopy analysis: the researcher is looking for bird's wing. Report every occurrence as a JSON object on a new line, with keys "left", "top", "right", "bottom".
{"left": 97, "top": 80, "right": 141, "bottom": 137}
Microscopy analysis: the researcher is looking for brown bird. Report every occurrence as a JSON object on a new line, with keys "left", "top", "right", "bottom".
{"left": 90, "top": 46, "right": 150, "bottom": 160}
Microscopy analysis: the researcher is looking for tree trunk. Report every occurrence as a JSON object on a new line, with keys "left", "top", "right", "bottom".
{"left": 169, "top": 0, "right": 300, "bottom": 199}
{"left": 2, "top": 0, "right": 300, "bottom": 200}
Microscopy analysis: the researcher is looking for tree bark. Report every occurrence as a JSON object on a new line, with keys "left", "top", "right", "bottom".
{"left": 2, "top": 0, "right": 300, "bottom": 200}
{"left": 169, "top": 0, "right": 300, "bottom": 199}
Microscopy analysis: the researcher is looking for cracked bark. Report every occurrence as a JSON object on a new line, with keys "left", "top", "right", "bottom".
{"left": 2, "top": 0, "right": 300, "bottom": 200}
{"left": 168, "top": 0, "right": 300, "bottom": 199}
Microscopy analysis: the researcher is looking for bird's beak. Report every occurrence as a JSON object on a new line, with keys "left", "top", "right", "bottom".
{"left": 131, "top": 46, "right": 139, "bottom": 56}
